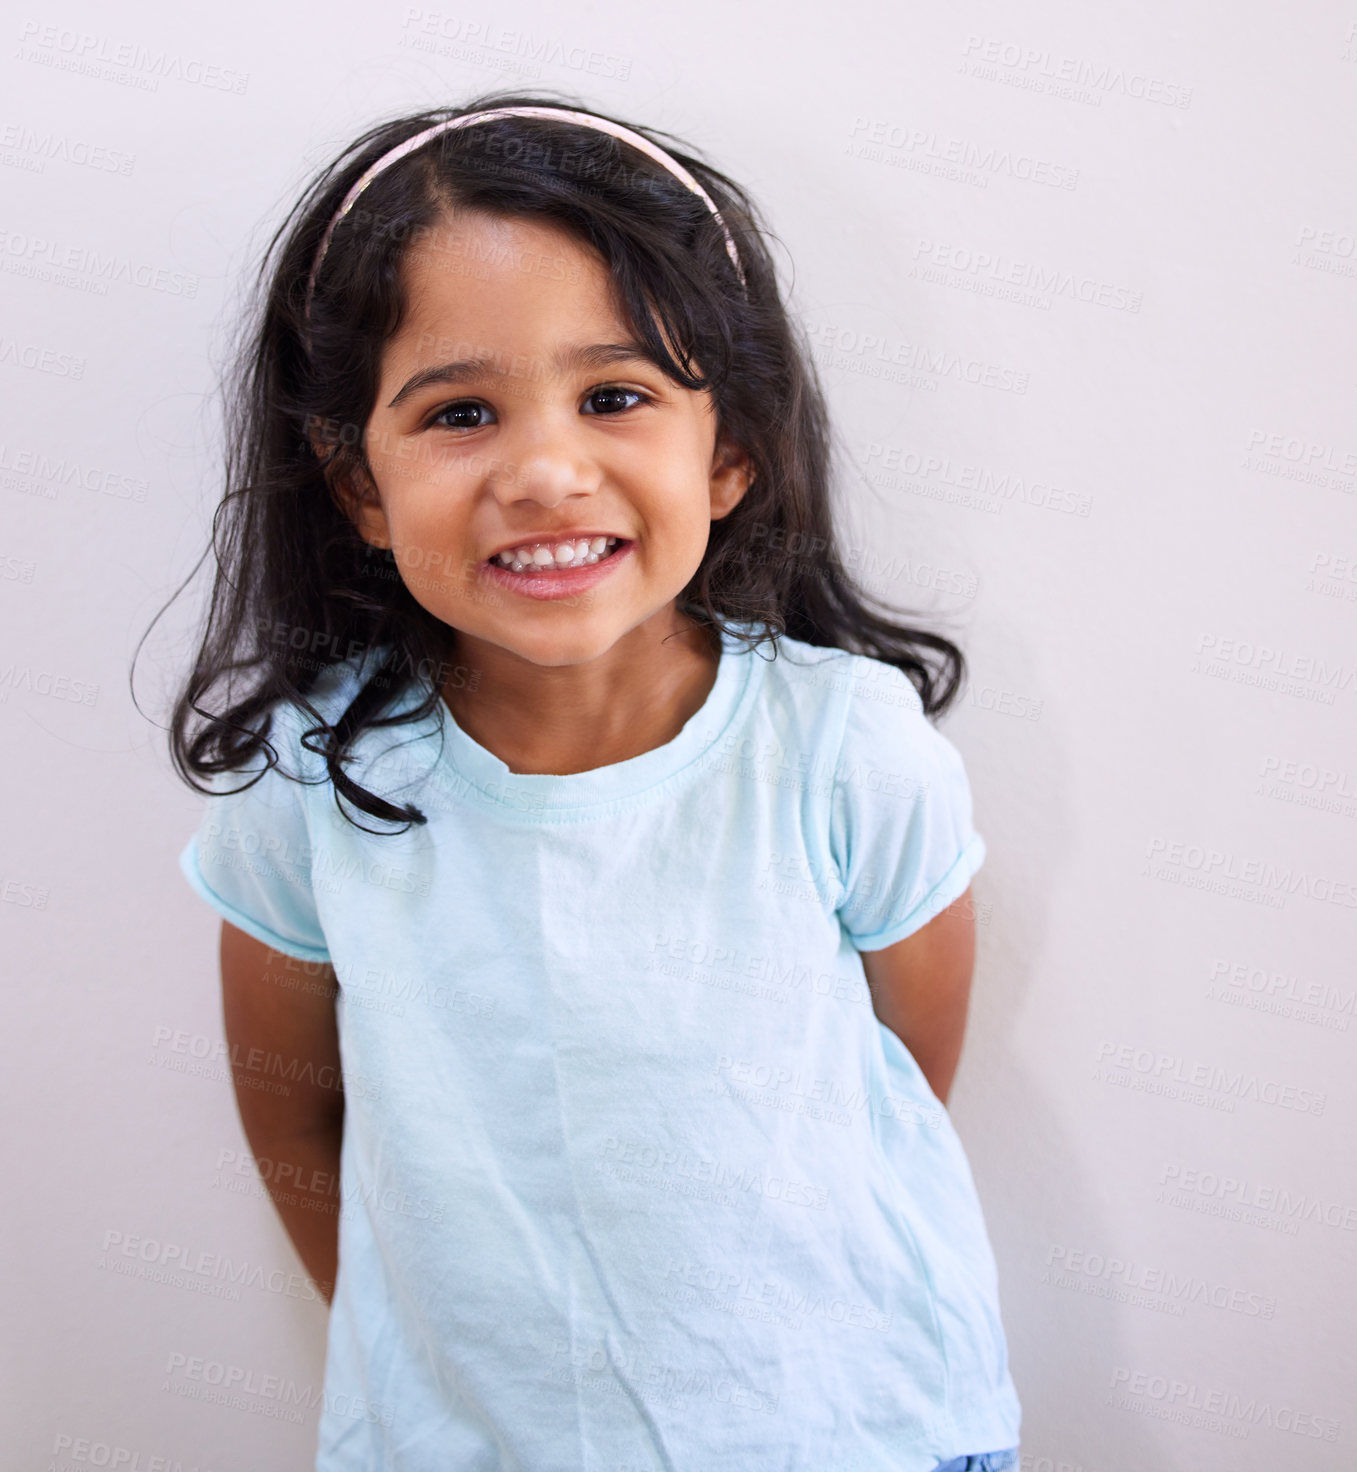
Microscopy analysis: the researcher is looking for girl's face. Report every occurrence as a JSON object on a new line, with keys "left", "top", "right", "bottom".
{"left": 339, "top": 209, "right": 751, "bottom": 669}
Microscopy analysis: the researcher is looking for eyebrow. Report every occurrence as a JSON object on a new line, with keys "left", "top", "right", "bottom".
{"left": 386, "top": 340, "right": 657, "bottom": 409}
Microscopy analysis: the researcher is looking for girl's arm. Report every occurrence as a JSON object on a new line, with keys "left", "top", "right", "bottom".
{"left": 219, "top": 920, "right": 343, "bottom": 1305}
{"left": 859, "top": 888, "right": 977, "bottom": 1107}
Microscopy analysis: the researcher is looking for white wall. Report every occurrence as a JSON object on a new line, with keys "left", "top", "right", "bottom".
{"left": 3, "top": 2, "right": 1353, "bottom": 1468}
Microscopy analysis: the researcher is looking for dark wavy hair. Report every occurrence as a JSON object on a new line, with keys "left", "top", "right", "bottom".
{"left": 145, "top": 86, "right": 967, "bottom": 831}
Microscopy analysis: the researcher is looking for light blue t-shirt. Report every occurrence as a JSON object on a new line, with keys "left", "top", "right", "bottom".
{"left": 179, "top": 622, "right": 1022, "bottom": 1471}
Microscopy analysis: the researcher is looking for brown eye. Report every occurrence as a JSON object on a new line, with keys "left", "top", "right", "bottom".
{"left": 582, "top": 387, "right": 646, "bottom": 415}
{"left": 431, "top": 401, "right": 493, "bottom": 431}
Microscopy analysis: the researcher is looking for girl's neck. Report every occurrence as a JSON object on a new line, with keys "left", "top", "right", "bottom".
{"left": 439, "top": 610, "right": 720, "bottom": 777}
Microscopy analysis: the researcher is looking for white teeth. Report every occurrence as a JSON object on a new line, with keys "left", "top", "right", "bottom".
{"left": 494, "top": 537, "right": 620, "bottom": 572}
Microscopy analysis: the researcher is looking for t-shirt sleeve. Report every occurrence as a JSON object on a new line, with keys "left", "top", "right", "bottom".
{"left": 178, "top": 715, "right": 332, "bottom": 963}
{"left": 830, "top": 657, "right": 986, "bottom": 952}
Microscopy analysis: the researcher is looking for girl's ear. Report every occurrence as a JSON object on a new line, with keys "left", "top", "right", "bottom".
{"left": 710, "top": 440, "right": 754, "bottom": 521}
{"left": 310, "top": 437, "right": 393, "bottom": 550}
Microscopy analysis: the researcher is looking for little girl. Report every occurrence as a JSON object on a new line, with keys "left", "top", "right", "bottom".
{"left": 168, "top": 89, "right": 1022, "bottom": 1472}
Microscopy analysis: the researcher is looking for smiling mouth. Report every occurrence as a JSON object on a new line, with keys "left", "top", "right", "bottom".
{"left": 490, "top": 536, "right": 625, "bottom": 573}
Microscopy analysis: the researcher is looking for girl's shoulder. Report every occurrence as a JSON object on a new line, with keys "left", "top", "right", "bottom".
{"left": 753, "top": 629, "right": 969, "bottom": 800}
{"left": 762, "top": 634, "right": 924, "bottom": 714}
{"left": 749, "top": 632, "right": 982, "bottom": 946}
{"left": 750, "top": 633, "right": 928, "bottom": 761}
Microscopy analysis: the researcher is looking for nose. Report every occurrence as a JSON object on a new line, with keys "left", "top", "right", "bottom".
{"left": 490, "top": 404, "right": 603, "bottom": 509}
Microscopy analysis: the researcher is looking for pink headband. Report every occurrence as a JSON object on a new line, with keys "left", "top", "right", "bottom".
{"left": 303, "top": 104, "right": 747, "bottom": 328}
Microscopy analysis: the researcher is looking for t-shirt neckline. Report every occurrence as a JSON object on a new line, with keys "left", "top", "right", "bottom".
{"left": 431, "top": 622, "right": 761, "bottom": 814}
